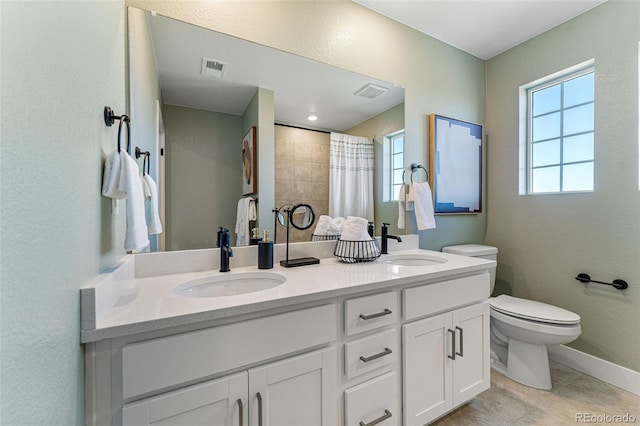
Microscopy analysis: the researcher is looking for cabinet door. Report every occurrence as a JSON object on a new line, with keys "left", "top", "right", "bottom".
{"left": 122, "top": 372, "right": 247, "bottom": 426}
{"left": 248, "top": 347, "right": 337, "bottom": 426}
{"left": 451, "top": 302, "right": 490, "bottom": 406}
{"left": 402, "top": 313, "right": 452, "bottom": 426}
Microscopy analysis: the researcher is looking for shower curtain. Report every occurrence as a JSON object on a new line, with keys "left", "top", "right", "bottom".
{"left": 329, "top": 132, "right": 374, "bottom": 221}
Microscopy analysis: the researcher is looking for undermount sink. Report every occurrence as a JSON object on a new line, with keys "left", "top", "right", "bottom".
{"left": 174, "top": 272, "right": 286, "bottom": 298}
{"left": 379, "top": 254, "right": 448, "bottom": 267}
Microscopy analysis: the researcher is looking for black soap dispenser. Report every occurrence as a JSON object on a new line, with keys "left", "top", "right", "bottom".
{"left": 258, "top": 230, "right": 274, "bottom": 269}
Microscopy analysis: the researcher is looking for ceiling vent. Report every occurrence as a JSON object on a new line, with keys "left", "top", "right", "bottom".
{"left": 201, "top": 57, "right": 227, "bottom": 78}
{"left": 354, "top": 83, "right": 388, "bottom": 99}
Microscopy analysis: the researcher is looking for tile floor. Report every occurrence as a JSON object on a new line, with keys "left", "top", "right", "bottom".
{"left": 433, "top": 361, "right": 640, "bottom": 425}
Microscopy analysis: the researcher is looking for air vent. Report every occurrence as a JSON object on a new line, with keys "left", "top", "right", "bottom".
{"left": 201, "top": 57, "right": 227, "bottom": 78}
{"left": 354, "top": 83, "right": 388, "bottom": 99}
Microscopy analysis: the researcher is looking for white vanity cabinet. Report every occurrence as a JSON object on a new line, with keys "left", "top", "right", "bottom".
{"left": 84, "top": 253, "right": 495, "bottom": 426}
{"left": 402, "top": 275, "right": 491, "bottom": 426}
{"left": 122, "top": 372, "right": 246, "bottom": 425}
{"left": 122, "top": 347, "right": 336, "bottom": 426}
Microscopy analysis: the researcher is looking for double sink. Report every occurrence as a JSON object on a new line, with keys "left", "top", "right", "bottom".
{"left": 174, "top": 254, "right": 447, "bottom": 298}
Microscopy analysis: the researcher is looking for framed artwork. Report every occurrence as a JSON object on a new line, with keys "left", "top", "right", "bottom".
{"left": 242, "top": 126, "right": 257, "bottom": 195}
{"left": 429, "top": 114, "right": 483, "bottom": 214}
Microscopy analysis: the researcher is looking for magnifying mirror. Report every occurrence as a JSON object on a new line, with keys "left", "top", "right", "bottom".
{"left": 280, "top": 203, "right": 320, "bottom": 268}
{"left": 276, "top": 204, "right": 295, "bottom": 227}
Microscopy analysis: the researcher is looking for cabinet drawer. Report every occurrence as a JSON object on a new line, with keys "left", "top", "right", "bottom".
{"left": 345, "top": 372, "right": 399, "bottom": 426}
{"left": 344, "top": 329, "right": 397, "bottom": 379}
{"left": 403, "top": 273, "right": 489, "bottom": 321}
{"left": 122, "top": 304, "right": 336, "bottom": 399}
{"left": 345, "top": 292, "right": 397, "bottom": 336}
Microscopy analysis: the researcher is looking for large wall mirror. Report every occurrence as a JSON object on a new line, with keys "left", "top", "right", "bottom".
{"left": 128, "top": 7, "right": 404, "bottom": 251}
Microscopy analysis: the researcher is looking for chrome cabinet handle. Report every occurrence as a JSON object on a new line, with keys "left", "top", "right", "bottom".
{"left": 448, "top": 329, "right": 456, "bottom": 360}
{"left": 359, "top": 308, "right": 392, "bottom": 320}
{"left": 359, "top": 347, "right": 392, "bottom": 363}
{"left": 237, "top": 399, "right": 243, "bottom": 426}
{"left": 359, "top": 409, "right": 392, "bottom": 426}
{"left": 256, "top": 392, "right": 263, "bottom": 426}
{"left": 456, "top": 326, "right": 464, "bottom": 357}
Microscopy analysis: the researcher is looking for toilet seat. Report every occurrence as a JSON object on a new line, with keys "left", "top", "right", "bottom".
{"left": 489, "top": 295, "right": 580, "bottom": 325}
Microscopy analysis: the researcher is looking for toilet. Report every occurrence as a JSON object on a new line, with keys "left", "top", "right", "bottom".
{"left": 442, "top": 244, "right": 581, "bottom": 390}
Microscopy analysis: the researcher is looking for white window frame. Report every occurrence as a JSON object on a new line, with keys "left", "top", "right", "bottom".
{"left": 383, "top": 130, "right": 405, "bottom": 202}
{"left": 519, "top": 60, "right": 595, "bottom": 195}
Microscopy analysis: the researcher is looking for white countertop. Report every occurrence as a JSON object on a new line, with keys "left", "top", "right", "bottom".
{"left": 81, "top": 247, "right": 494, "bottom": 343}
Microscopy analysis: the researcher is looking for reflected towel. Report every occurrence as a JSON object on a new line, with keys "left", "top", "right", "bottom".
{"left": 398, "top": 184, "right": 407, "bottom": 229}
{"left": 101, "top": 149, "right": 127, "bottom": 199}
{"left": 142, "top": 174, "right": 163, "bottom": 235}
{"left": 314, "top": 215, "right": 332, "bottom": 236}
{"left": 235, "top": 197, "right": 256, "bottom": 246}
{"left": 405, "top": 183, "right": 414, "bottom": 211}
{"left": 413, "top": 182, "right": 436, "bottom": 231}
{"left": 120, "top": 152, "right": 150, "bottom": 251}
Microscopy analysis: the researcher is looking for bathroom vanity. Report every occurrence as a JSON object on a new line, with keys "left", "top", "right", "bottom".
{"left": 82, "top": 238, "right": 494, "bottom": 426}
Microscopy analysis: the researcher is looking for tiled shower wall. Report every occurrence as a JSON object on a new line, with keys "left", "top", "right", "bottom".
{"left": 274, "top": 125, "right": 330, "bottom": 243}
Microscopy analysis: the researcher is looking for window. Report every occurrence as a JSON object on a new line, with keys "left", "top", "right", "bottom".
{"left": 525, "top": 67, "right": 594, "bottom": 193}
{"left": 383, "top": 130, "right": 405, "bottom": 201}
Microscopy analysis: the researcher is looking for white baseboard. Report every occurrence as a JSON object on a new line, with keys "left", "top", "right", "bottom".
{"left": 548, "top": 345, "right": 640, "bottom": 396}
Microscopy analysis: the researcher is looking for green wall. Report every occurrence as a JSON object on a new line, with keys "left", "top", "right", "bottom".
{"left": 485, "top": 0, "right": 640, "bottom": 372}
{"left": 163, "top": 105, "right": 243, "bottom": 249}
{"left": 0, "top": 2, "right": 126, "bottom": 424}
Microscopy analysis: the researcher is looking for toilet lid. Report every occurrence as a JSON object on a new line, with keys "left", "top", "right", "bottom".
{"left": 489, "top": 295, "right": 580, "bottom": 324}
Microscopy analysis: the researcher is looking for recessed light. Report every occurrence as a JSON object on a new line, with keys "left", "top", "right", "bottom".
{"left": 307, "top": 115, "right": 318, "bottom": 121}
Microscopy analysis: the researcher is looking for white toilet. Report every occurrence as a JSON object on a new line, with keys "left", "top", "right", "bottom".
{"left": 442, "top": 244, "right": 581, "bottom": 390}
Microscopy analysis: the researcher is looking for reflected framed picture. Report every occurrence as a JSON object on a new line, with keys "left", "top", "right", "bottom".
{"left": 429, "top": 114, "right": 482, "bottom": 214}
{"left": 242, "top": 126, "right": 257, "bottom": 195}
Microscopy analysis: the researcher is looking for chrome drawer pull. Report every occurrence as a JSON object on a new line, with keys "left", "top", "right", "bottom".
{"left": 237, "top": 399, "right": 243, "bottom": 426}
{"left": 359, "top": 308, "right": 392, "bottom": 320}
{"left": 359, "top": 347, "right": 392, "bottom": 363}
{"left": 359, "top": 409, "right": 392, "bottom": 426}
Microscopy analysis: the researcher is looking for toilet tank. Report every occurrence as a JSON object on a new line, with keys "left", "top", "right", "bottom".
{"left": 442, "top": 244, "right": 498, "bottom": 292}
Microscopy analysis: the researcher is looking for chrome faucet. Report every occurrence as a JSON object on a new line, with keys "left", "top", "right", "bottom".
{"left": 217, "top": 227, "right": 233, "bottom": 272}
{"left": 381, "top": 222, "right": 402, "bottom": 254}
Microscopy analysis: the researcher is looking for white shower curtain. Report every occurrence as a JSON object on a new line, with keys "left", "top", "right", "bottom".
{"left": 329, "top": 132, "right": 374, "bottom": 221}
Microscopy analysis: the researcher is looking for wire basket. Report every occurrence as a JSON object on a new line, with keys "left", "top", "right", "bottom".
{"left": 334, "top": 239, "right": 381, "bottom": 263}
{"left": 311, "top": 234, "right": 341, "bottom": 241}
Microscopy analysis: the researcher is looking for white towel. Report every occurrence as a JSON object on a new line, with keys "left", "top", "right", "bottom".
{"left": 340, "top": 216, "right": 370, "bottom": 241}
{"left": 328, "top": 216, "right": 345, "bottom": 235}
{"left": 142, "top": 174, "right": 163, "bottom": 235}
{"left": 120, "top": 152, "right": 150, "bottom": 251}
{"left": 405, "top": 183, "right": 415, "bottom": 211}
{"left": 101, "top": 149, "right": 127, "bottom": 199}
{"left": 397, "top": 184, "right": 407, "bottom": 229}
{"left": 235, "top": 197, "right": 256, "bottom": 246}
{"left": 413, "top": 181, "right": 436, "bottom": 231}
{"left": 314, "top": 215, "right": 332, "bottom": 236}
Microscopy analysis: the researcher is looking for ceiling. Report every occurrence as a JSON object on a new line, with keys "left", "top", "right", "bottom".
{"left": 147, "top": 13, "right": 404, "bottom": 133}
{"left": 354, "top": 0, "right": 608, "bottom": 60}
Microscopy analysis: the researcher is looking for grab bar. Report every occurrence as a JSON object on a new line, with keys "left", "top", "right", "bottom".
{"left": 575, "top": 273, "right": 628, "bottom": 290}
